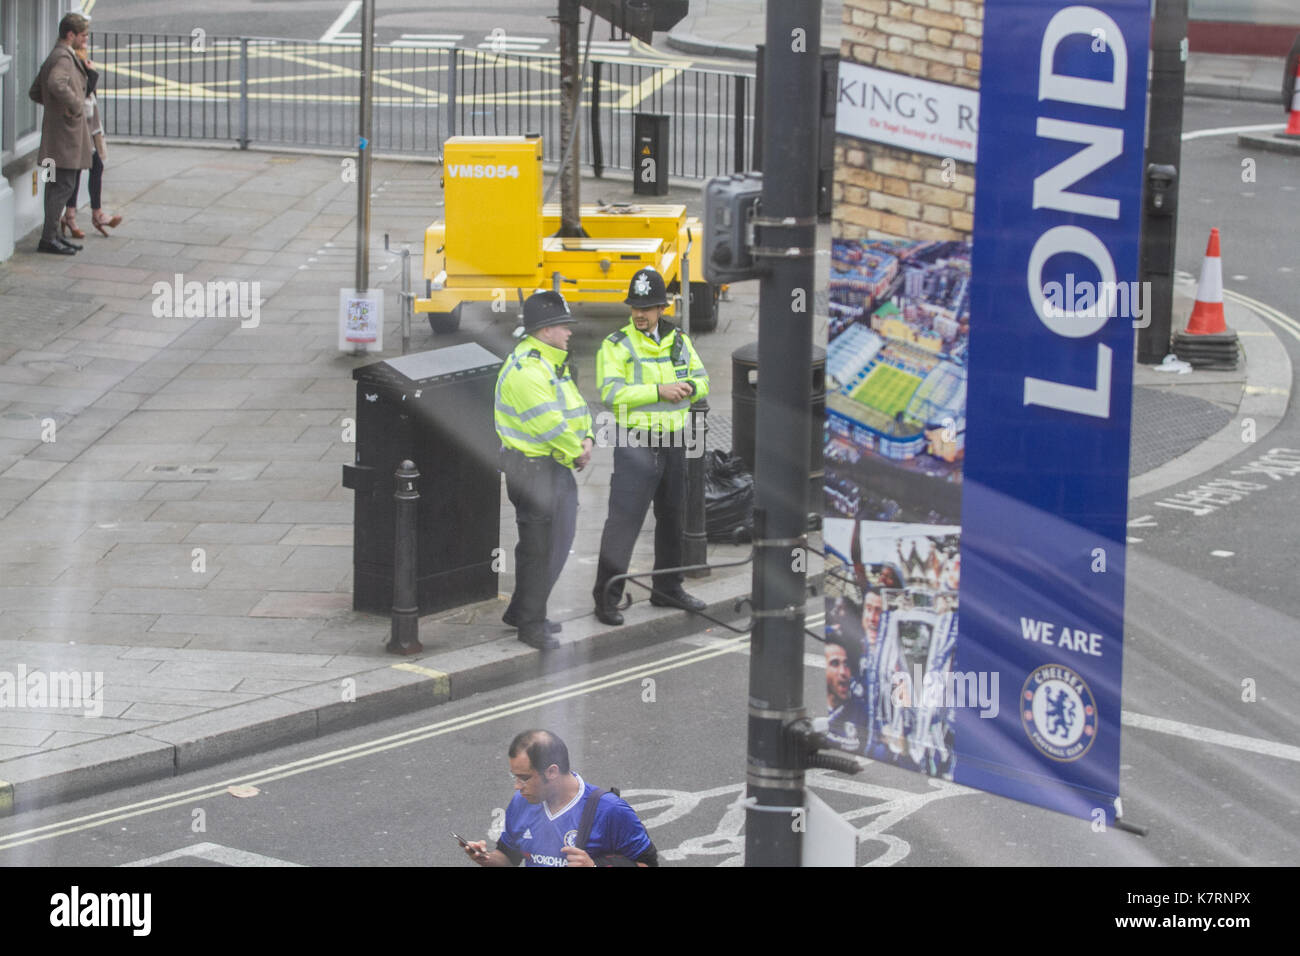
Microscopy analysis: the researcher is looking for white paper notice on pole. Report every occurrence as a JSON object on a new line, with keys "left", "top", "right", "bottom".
{"left": 835, "top": 61, "right": 979, "bottom": 163}
{"left": 339, "top": 288, "right": 383, "bottom": 352}
{"left": 801, "top": 791, "right": 858, "bottom": 867}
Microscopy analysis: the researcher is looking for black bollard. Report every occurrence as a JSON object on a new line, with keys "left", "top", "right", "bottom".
{"left": 683, "top": 398, "right": 710, "bottom": 578}
{"left": 387, "top": 459, "right": 423, "bottom": 655}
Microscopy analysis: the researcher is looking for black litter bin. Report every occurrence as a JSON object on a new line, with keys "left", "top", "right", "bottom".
{"left": 633, "top": 112, "right": 670, "bottom": 196}
{"left": 343, "top": 343, "right": 502, "bottom": 615}
{"left": 731, "top": 342, "right": 826, "bottom": 500}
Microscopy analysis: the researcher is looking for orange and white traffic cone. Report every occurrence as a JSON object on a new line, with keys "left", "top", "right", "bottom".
{"left": 1184, "top": 227, "right": 1226, "bottom": 335}
{"left": 1286, "top": 58, "right": 1300, "bottom": 138}
{"left": 1174, "top": 227, "right": 1238, "bottom": 369}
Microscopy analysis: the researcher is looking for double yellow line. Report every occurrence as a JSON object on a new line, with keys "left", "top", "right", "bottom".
{"left": 0, "top": 629, "right": 784, "bottom": 853}
{"left": 1224, "top": 289, "right": 1300, "bottom": 345}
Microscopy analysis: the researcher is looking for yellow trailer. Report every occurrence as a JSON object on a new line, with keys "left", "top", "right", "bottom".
{"left": 417, "top": 135, "right": 718, "bottom": 334}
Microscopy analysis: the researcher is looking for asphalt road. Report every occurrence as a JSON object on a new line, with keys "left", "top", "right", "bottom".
{"left": 1, "top": 606, "right": 1295, "bottom": 868}
{"left": 1120, "top": 96, "right": 1299, "bottom": 760}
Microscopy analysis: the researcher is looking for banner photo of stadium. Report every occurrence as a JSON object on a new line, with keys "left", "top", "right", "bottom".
{"left": 824, "top": 0, "right": 1149, "bottom": 823}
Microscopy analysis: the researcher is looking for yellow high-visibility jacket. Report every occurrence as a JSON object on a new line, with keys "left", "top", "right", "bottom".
{"left": 595, "top": 320, "right": 709, "bottom": 433}
{"left": 494, "top": 336, "right": 593, "bottom": 468}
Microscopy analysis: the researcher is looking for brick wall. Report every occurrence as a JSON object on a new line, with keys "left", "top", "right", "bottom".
{"left": 834, "top": 0, "right": 984, "bottom": 242}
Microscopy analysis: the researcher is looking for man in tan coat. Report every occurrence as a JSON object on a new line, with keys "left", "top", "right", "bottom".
{"left": 29, "top": 12, "right": 94, "bottom": 255}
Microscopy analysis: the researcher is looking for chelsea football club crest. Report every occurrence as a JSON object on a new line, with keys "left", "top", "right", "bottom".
{"left": 563, "top": 829, "right": 578, "bottom": 848}
{"left": 632, "top": 272, "right": 652, "bottom": 298}
{"left": 1021, "top": 663, "right": 1098, "bottom": 762}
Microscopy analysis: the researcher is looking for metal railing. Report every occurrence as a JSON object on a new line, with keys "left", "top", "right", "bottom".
{"left": 92, "top": 33, "right": 755, "bottom": 180}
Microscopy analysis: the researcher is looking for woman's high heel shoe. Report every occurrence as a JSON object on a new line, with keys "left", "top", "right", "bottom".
{"left": 60, "top": 210, "right": 86, "bottom": 240}
{"left": 91, "top": 210, "right": 122, "bottom": 237}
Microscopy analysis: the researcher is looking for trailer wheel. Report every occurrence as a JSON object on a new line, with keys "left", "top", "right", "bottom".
{"left": 688, "top": 281, "right": 719, "bottom": 333}
{"left": 428, "top": 303, "right": 462, "bottom": 335}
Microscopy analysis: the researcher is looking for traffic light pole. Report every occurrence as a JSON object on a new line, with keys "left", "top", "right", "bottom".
{"left": 354, "top": 0, "right": 375, "bottom": 294}
{"left": 745, "top": 0, "right": 821, "bottom": 868}
{"left": 1137, "top": 0, "right": 1187, "bottom": 363}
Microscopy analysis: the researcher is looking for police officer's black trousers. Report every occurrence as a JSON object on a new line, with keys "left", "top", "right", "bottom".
{"left": 503, "top": 454, "right": 577, "bottom": 632}
{"left": 593, "top": 441, "right": 686, "bottom": 607}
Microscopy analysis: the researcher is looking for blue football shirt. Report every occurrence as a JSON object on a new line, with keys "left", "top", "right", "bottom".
{"left": 497, "top": 774, "right": 653, "bottom": 867}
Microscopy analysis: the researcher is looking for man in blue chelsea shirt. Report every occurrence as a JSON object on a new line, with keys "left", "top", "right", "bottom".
{"left": 464, "top": 729, "right": 658, "bottom": 867}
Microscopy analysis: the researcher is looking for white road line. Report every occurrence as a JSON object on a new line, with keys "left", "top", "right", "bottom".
{"left": 122, "top": 842, "right": 302, "bottom": 867}
{"left": 401, "top": 34, "right": 463, "bottom": 41}
{"left": 0, "top": 637, "right": 753, "bottom": 851}
{"left": 1181, "top": 123, "right": 1285, "bottom": 141}
{"left": 320, "top": 1, "right": 362, "bottom": 43}
{"left": 1122, "top": 711, "right": 1300, "bottom": 763}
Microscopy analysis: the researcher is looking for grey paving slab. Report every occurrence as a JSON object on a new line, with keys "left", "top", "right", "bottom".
{"left": 0, "top": 638, "right": 141, "bottom": 666}
{"left": 100, "top": 684, "right": 261, "bottom": 708}
{"left": 281, "top": 546, "right": 352, "bottom": 571}
{"left": 208, "top": 564, "right": 347, "bottom": 592}
{"left": 56, "top": 341, "right": 163, "bottom": 364}
{"left": 140, "top": 483, "right": 204, "bottom": 501}
{"left": 211, "top": 441, "right": 336, "bottom": 461}
{"left": 0, "top": 477, "right": 45, "bottom": 500}
{"left": 0, "top": 744, "right": 42, "bottom": 760}
{"left": 25, "top": 439, "right": 99, "bottom": 463}
{"left": 0, "top": 711, "right": 154, "bottom": 734}
{"left": 100, "top": 409, "right": 273, "bottom": 443}
{"left": 79, "top": 441, "right": 223, "bottom": 463}
{"left": 92, "top": 588, "right": 264, "bottom": 617}
{"left": 118, "top": 701, "right": 208, "bottom": 722}
{"left": 195, "top": 479, "right": 335, "bottom": 502}
{"left": 258, "top": 501, "right": 352, "bottom": 524}
{"left": 21, "top": 628, "right": 186, "bottom": 648}
{"left": 30, "top": 481, "right": 153, "bottom": 503}
{"left": 277, "top": 524, "right": 353, "bottom": 547}
{"left": 182, "top": 522, "right": 293, "bottom": 544}
{"left": 141, "top": 616, "right": 322, "bottom": 647}
{"left": 249, "top": 592, "right": 353, "bottom": 618}
{"left": 200, "top": 424, "right": 310, "bottom": 444}
{"left": 205, "top": 544, "right": 294, "bottom": 567}
{"left": 150, "top": 500, "right": 271, "bottom": 523}
{"left": 0, "top": 728, "right": 57, "bottom": 747}
{"left": 138, "top": 391, "right": 256, "bottom": 411}
{"left": 75, "top": 522, "right": 197, "bottom": 547}
{"left": 53, "top": 563, "right": 208, "bottom": 590}
{"left": 41, "top": 731, "right": 122, "bottom": 749}
{"left": 0, "top": 588, "right": 103, "bottom": 612}
{"left": 49, "top": 461, "right": 136, "bottom": 482}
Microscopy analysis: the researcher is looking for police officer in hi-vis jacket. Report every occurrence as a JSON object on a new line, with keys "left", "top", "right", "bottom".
{"left": 495, "top": 291, "right": 594, "bottom": 649}
{"left": 592, "top": 268, "right": 709, "bottom": 626}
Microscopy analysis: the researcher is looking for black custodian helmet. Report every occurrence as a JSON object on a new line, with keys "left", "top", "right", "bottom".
{"left": 624, "top": 267, "right": 669, "bottom": 308}
{"left": 522, "top": 290, "right": 576, "bottom": 334}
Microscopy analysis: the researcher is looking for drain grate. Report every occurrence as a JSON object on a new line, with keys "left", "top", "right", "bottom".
{"left": 143, "top": 462, "right": 263, "bottom": 481}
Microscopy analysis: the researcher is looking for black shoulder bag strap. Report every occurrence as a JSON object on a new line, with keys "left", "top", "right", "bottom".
{"left": 575, "top": 787, "right": 609, "bottom": 851}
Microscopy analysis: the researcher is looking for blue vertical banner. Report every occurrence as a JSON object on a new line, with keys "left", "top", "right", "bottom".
{"left": 957, "top": 0, "right": 1149, "bottom": 820}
